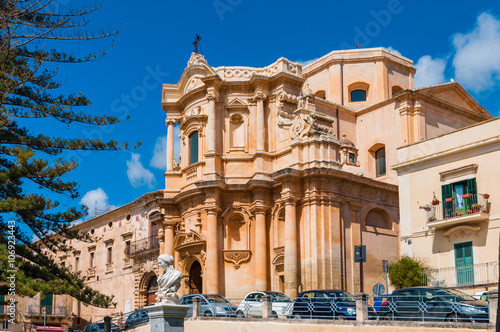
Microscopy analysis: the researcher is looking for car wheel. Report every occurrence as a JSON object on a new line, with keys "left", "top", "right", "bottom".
{"left": 236, "top": 311, "right": 245, "bottom": 318}
{"left": 203, "top": 310, "right": 213, "bottom": 317}
{"left": 445, "top": 314, "right": 464, "bottom": 322}
{"left": 336, "top": 313, "right": 345, "bottom": 320}
{"left": 271, "top": 311, "right": 277, "bottom": 318}
{"left": 380, "top": 313, "right": 392, "bottom": 321}
{"left": 293, "top": 314, "right": 302, "bottom": 319}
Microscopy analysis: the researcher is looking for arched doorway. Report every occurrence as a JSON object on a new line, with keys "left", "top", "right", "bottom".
{"left": 189, "top": 261, "right": 202, "bottom": 294}
{"left": 146, "top": 276, "right": 158, "bottom": 306}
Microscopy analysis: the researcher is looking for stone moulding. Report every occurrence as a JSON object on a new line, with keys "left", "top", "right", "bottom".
{"left": 223, "top": 250, "right": 251, "bottom": 269}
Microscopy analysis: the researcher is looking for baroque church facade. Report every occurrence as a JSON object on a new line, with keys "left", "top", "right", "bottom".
{"left": 16, "top": 48, "right": 491, "bottom": 329}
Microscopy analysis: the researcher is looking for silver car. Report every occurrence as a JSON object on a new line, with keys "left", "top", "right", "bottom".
{"left": 179, "top": 294, "right": 237, "bottom": 317}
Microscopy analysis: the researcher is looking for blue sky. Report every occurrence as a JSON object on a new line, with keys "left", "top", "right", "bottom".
{"left": 29, "top": 0, "right": 500, "bottom": 220}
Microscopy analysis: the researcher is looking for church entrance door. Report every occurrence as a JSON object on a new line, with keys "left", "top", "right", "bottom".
{"left": 189, "top": 261, "right": 202, "bottom": 294}
{"left": 146, "top": 276, "right": 158, "bottom": 305}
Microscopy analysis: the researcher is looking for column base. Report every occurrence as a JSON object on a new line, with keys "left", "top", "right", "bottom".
{"left": 145, "top": 303, "right": 191, "bottom": 332}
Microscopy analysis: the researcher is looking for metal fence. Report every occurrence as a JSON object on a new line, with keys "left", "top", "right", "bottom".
{"left": 27, "top": 305, "right": 69, "bottom": 316}
{"left": 420, "top": 262, "right": 499, "bottom": 288}
{"left": 182, "top": 293, "right": 490, "bottom": 323}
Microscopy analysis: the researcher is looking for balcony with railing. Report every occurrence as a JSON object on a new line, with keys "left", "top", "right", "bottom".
{"left": 421, "top": 261, "right": 498, "bottom": 288}
{"left": 27, "top": 305, "right": 69, "bottom": 317}
{"left": 127, "top": 235, "right": 160, "bottom": 257}
{"left": 423, "top": 193, "right": 490, "bottom": 228}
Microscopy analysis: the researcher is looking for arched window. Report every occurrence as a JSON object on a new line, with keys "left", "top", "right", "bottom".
{"left": 314, "top": 90, "right": 326, "bottom": 99}
{"left": 375, "top": 147, "right": 386, "bottom": 177}
{"left": 392, "top": 86, "right": 403, "bottom": 97}
{"left": 189, "top": 131, "right": 198, "bottom": 164}
{"left": 351, "top": 90, "right": 367, "bottom": 102}
{"left": 365, "top": 208, "right": 392, "bottom": 230}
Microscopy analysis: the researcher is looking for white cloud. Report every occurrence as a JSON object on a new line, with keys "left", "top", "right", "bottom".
{"left": 414, "top": 55, "right": 447, "bottom": 88}
{"left": 80, "top": 188, "right": 118, "bottom": 218}
{"left": 385, "top": 46, "right": 402, "bottom": 56}
{"left": 297, "top": 57, "right": 321, "bottom": 67}
{"left": 127, "top": 153, "right": 156, "bottom": 188}
{"left": 150, "top": 136, "right": 167, "bottom": 169}
{"left": 150, "top": 126, "right": 181, "bottom": 170}
{"left": 452, "top": 12, "right": 500, "bottom": 92}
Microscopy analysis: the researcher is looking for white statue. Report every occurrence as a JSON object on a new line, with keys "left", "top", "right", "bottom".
{"left": 156, "top": 254, "right": 183, "bottom": 304}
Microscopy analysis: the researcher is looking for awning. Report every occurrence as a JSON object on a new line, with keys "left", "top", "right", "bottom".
{"left": 34, "top": 325, "right": 64, "bottom": 332}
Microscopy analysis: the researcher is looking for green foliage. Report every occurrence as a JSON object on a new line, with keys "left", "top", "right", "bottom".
{"left": 388, "top": 256, "right": 429, "bottom": 289}
{"left": 0, "top": 0, "right": 137, "bottom": 308}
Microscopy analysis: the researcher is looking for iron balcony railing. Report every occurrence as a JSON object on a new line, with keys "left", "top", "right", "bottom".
{"left": 425, "top": 193, "right": 489, "bottom": 223}
{"left": 128, "top": 235, "right": 160, "bottom": 256}
{"left": 421, "top": 261, "right": 499, "bottom": 288}
{"left": 27, "top": 305, "right": 69, "bottom": 316}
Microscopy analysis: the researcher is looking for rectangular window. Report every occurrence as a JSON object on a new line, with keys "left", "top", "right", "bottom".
{"left": 151, "top": 223, "right": 159, "bottom": 247}
{"left": 90, "top": 252, "right": 95, "bottom": 268}
{"left": 125, "top": 241, "right": 131, "bottom": 255}
{"left": 375, "top": 148, "right": 386, "bottom": 177}
{"left": 189, "top": 132, "right": 199, "bottom": 164}
{"left": 441, "top": 178, "right": 478, "bottom": 218}
{"left": 348, "top": 153, "right": 355, "bottom": 165}
{"left": 107, "top": 247, "right": 112, "bottom": 264}
{"left": 75, "top": 257, "right": 80, "bottom": 271}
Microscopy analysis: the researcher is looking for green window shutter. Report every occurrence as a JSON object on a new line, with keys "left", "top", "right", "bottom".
{"left": 467, "top": 178, "right": 478, "bottom": 205}
{"left": 40, "top": 293, "right": 53, "bottom": 314}
{"left": 441, "top": 184, "right": 452, "bottom": 200}
{"left": 0, "top": 295, "right": 4, "bottom": 314}
{"left": 441, "top": 184, "right": 452, "bottom": 218}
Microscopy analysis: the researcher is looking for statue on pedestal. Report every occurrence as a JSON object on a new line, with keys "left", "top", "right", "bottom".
{"left": 156, "top": 254, "right": 183, "bottom": 304}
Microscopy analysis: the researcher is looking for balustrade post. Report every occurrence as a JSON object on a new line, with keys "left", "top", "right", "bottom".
{"left": 355, "top": 293, "right": 368, "bottom": 321}
{"left": 193, "top": 296, "right": 201, "bottom": 319}
{"left": 262, "top": 295, "right": 272, "bottom": 319}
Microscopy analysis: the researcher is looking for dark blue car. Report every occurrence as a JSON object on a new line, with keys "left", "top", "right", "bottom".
{"left": 292, "top": 289, "right": 375, "bottom": 320}
{"left": 124, "top": 309, "right": 149, "bottom": 329}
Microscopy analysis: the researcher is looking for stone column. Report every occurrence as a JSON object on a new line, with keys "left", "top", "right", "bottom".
{"left": 254, "top": 208, "right": 268, "bottom": 291}
{"left": 206, "top": 93, "right": 218, "bottom": 152}
{"left": 166, "top": 119, "right": 175, "bottom": 171}
{"left": 284, "top": 199, "right": 298, "bottom": 297}
{"left": 488, "top": 289, "right": 498, "bottom": 325}
{"left": 254, "top": 92, "right": 266, "bottom": 152}
{"left": 355, "top": 293, "right": 368, "bottom": 321}
{"left": 164, "top": 223, "right": 175, "bottom": 256}
{"left": 205, "top": 207, "right": 220, "bottom": 294}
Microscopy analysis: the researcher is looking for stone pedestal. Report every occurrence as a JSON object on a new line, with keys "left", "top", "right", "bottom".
{"left": 145, "top": 303, "right": 190, "bottom": 332}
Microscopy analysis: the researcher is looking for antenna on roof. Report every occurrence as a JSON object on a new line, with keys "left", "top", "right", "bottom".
{"left": 193, "top": 34, "right": 202, "bottom": 54}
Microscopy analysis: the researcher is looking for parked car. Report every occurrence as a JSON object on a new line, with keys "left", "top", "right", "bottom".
{"left": 292, "top": 289, "right": 376, "bottom": 320}
{"left": 473, "top": 291, "right": 489, "bottom": 301}
{"left": 124, "top": 309, "right": 149, "bottom": 329}
{"left": 378, "top": 286, "right": 489, "bottom": 322}
{"left": 235, "top": 291, "right": 293, "bottom": 318}
{"left": 83, "top": 322, "right": 119, "bottom": 332}
{"left": 179, "top": 294, "right": 237, "bottom": 317}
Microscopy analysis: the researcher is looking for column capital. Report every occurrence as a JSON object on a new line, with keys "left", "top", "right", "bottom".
{"left": 253, "top": 91, "right": 267, "bottom": 101}
{"left": 251, "top": 204, "right": 269, "bottom": 215}
{"left": 205, "top": 205, "right": 221, "bottom": 215}
{"left": 206, "top": 92, "right": 219, "bottom": 102}
{"left": 165, "top": 118, "right": 176, "bottom": 126}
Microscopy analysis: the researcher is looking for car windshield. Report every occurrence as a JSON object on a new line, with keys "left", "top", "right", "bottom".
{"left": 435, "top": 289, "right": 477, "bottom": 302}
{"left": 204, "top": 295, "right": 231, "bottom": 303}
{"left": 326, "top": 291, "right": 356, "bottom": 303}
{"left": 266, "top": 292, "right": 291, "bottom": 302}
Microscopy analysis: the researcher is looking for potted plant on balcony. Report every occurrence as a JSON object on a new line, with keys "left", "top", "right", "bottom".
{"left": 428, "top": 216, "right": 436, "bottom": 222}
{"left": 432, "top": 193, "right": 440, "bottom": 205}
{"left": 462, "top": 193, "right": 471, "bottom": 199}
{"left": 466, "top": 209, "right": 472, "bottom": 214}
{"left": 445, "top": 214, "right": 450, "bottom": 219}
{"left": 445, "top": 197, "right": 454, "bottom": 203}
{"left": 482, "top": 193, "right": 490, "bottom": 199}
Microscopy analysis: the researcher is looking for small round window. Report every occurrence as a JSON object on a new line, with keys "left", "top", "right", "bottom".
{"left": 108, "top": 221, "right": 113, "bottom": 229}
{"left": 90, "top": 229, "right": 95, "bottom": 235}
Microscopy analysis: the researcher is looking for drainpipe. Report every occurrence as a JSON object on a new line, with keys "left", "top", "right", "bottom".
{"left": 340, "top": 61, "right": 344, "bottom": 106}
